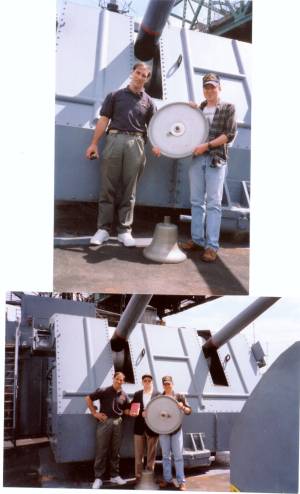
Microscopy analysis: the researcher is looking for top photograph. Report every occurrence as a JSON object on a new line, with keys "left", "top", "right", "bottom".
{"left": 54, "top": 0, "right": 251, "bottom": 295}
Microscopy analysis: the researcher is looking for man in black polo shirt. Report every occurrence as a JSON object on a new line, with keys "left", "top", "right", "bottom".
{"left": 85, "top": 371, "right": 132, "bottom": 489}
{"left": 86, "top": 63, "right": 159, "bottom": 247}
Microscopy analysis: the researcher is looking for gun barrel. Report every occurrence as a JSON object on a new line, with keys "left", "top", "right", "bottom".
{"left": 111, "top": 294, "right": 153, "bottom": 351}
{"left": 134, "top": 0, "right": 176, "bottom": 61}
{"left": 202, "top": 297, "right": 280, "bottom": 357}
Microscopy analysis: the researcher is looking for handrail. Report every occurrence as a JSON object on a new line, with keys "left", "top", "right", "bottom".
{"left": 12, "top": 318, "right": 21, "bottom": 446}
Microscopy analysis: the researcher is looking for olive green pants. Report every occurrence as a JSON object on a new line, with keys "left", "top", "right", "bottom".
{"left": 94, "top": 417, "right": 122, "bottom": 479}
{"left": 97, "top": 133, "right": 146, "bottom": 233}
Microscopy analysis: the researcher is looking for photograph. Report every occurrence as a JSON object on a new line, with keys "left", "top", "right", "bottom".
{"left": 3, "top": 292, "right": 299, "bottom": 492}
{"left": 2, "top": 1, "right": 300, "bottom": 493}
{"left": 54, "top": 0, "right": 251, "bottom": 295}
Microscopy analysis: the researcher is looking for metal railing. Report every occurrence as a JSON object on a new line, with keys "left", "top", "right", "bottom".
{"left": 12, "top": 319, "right": 21, "bottom": 446}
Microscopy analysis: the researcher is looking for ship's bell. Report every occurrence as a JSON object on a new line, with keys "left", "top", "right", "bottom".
{"left": 135, "top": 470, "right": 159, "bottom": 490}
{"left": 143, "top": 216, "right": 187, "bottom": 263}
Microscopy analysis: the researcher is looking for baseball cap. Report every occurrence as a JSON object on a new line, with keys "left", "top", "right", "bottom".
{"left": 142, "top": 374, "right": 153, "bottom": 380}
{"left": 203, "top": 73, "right": 220, "bottom": 87}
{"left": 162, "top": 375, "right": 173, "bottom": 384}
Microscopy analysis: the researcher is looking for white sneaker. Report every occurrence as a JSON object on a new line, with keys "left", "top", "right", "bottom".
{"left": 110, "top": 476, "right": 127, "bottom": 485}
{"left": 90, "top": 229, "right": 109, "bottom": 246}
{"left": 117, "top": 232, "right": 136, "bottom": 247}
{"left": 92, "top": 478, "right": 103, "bottom": 489}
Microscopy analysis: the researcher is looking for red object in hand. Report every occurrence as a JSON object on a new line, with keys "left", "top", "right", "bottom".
{"left": 130, "top": 402, "right": 141, "bottom": 414}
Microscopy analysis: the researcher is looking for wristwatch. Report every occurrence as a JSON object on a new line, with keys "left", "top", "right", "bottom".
{"left": 207, "top": 142, "right": 213, "bottom": 151}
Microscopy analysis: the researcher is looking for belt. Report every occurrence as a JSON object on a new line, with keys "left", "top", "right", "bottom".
{"left": 109, "top": 129, "right": 143, "bottom": 137}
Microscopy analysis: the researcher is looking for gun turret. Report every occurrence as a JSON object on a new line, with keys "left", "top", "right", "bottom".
{"left": 134, "top": 0, "right": 176, "bottom": 61}
{"left": 202, "top": 297, "right": 280, "bottom": 358}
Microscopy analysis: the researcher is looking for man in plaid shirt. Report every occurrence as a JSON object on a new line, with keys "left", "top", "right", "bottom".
{"left": 181, "top": 73, "right": 237, "bottom": 262}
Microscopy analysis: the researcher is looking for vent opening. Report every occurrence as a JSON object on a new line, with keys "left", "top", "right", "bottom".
{"left": 111, "top": 341, "right": 135, "bottom": 383}
{"left": 198, "top": 331, "right": 229, "bottom": 386}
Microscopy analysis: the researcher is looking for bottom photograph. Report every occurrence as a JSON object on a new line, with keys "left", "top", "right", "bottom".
{"left": 3, "top": 292, "right": 299, "bottom": 493}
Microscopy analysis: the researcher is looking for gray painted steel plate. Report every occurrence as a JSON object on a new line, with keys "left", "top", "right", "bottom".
{"left": 148, "top": 102, "right": 209, "bottom": 159}
{"left": 145, "top": 395, "right": 183, "bottom": 434}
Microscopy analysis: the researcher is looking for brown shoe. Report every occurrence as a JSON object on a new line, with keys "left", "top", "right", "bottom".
{"left": 201, "top": 247, "right": 217, "bottom": 262}
{"left": 179, "top": 239, "right": 204, "bottom": 252}
{"left": 159, "top": 480, "right": 174, "bottom": 489}
{"left": 179, "top": 484, "right": 187, "bottom": 491}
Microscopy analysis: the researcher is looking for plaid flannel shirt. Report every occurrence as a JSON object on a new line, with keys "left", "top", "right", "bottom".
{"left": 200, "top": 100, "right": 237, "bottom": 162}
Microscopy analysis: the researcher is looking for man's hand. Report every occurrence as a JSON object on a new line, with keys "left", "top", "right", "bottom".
{"left": 193, "top": 143, "right": 208, "bottom": 156}
{"left": 152, "top": 146, "right": 161, "bottom": 157}
{"left": 142, "top": 410, "right": 146, "bottom": 418}
{"left": 177, "top": 401, "right": 191, "bottom": 415}
{"left": 188, "top": 101, "right": 198, "bottom": 109}
{"left": 94, "top": 411, "right": 108, "bottom": 422}
{"left": 86, "top": 144, "right": 99, "bottom": 160}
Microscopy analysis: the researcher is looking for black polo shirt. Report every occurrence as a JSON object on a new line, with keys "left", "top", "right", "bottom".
{"left": 100, "top": 87, "right": 156, "bottom": 134}
{"left": 89, "top": 385, "right": 130, "bottom": 418}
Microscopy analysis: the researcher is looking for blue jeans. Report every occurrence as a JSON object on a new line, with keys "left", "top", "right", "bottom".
{"left": 189, "top": 154, "right": 227, "bottom": 251}
{"left": 159, "top": 429, "right": 185, "bottom": 484}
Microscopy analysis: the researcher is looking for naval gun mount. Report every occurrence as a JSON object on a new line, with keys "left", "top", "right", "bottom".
{"left": 43, "top": 295, "right": 278, "bottom": 464}
{"left": 6, "top": 294, "right": 279, "bottom": 467}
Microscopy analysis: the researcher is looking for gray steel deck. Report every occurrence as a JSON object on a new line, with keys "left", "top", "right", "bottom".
{"left": 54, "top": 204, "right": 249, "bottom": 295}
{"left": 3, "top": 440, "right": 230, "bottom": 490}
